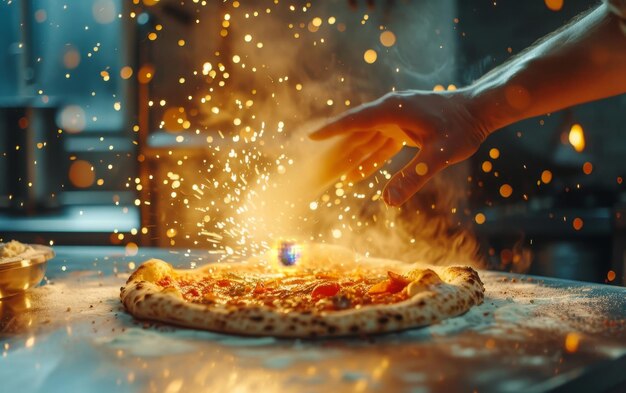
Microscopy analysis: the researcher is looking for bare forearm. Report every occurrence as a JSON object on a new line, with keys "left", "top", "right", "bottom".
{"left": 465, "top": 4, "right": 626, "bottom": 135}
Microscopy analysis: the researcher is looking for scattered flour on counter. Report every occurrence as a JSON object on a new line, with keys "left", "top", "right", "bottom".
{"left": 95, "top": 328, "right": 198, "bottom": 357}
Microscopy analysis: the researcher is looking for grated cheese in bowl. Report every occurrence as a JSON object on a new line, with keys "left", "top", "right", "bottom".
{"left": 1, "top": 240, "right": 35, "bottom": 260}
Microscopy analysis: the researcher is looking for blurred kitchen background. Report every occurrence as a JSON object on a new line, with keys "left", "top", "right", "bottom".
{"left": 0, "top": 0, "right": 624, "bottom": 285}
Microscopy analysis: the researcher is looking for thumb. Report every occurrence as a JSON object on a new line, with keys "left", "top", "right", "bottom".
{"left": 383, "top": 147, "right": 445, "bottom": 206}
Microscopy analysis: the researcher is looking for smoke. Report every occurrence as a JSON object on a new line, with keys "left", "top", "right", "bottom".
{"left": 170, "top": 0, "right": 482, "bottom": 266}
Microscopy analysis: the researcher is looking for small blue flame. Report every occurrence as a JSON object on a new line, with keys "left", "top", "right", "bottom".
{"left": 278, "top": 241, "right": 300, "bottom": 266}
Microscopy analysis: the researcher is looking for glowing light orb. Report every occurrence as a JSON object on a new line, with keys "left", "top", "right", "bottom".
{"left": 568, "top": 124, "right": 585, "bottom": 152}
{"left": 278, "top": 241, "right": 301, "bottom": 266}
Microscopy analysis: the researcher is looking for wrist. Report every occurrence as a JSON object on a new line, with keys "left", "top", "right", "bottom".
{"left": 455, "top": 86, "right": 505, "bottom": 141}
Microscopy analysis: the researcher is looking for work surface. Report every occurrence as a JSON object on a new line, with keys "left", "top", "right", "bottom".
{"left": 1, "top": 246, "right": 625, "bottom": 393}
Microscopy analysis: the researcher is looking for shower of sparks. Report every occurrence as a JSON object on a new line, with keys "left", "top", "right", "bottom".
{"left": 120, "top": 0, "right": 432, "bottom": 261}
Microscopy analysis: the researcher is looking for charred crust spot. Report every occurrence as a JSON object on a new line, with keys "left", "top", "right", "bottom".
{"left": 378, "top": 317, "right": 389, "bottom": 324}
{"left": 327, "top": 325, "right": 337, "bottom": 334}
{"left": 136, "top": 283, "right": 144, "bottom": 290}
{"left": 264, "top": 325, "right": 274, "bottom": 331}
{"left": 394, "top": 314, "right": 403, "bottom": 321}
{"left": 417, "top": 300, "right": 426, "bottom": 307}
{"left": 250, "top": 315, "right": 264, "bottom": 322}
{"left": 289, "top": 325, "right": 296, "bottom": 331}
{"left": 309, "top": 331, "right": 318, "bottom": 338}
{"left": 144, "top": 294, "right": 153, "bottom": 299}
{"left": 349, "top": 325, "right": 359, "bottom": 333}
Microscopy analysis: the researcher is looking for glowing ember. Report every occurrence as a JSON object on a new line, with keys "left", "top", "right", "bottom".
{"left": 564, "top": 332, "right": 582, "bottom": 353}
{"left": 278, "top": 241, "right": 301, "bottom": 266}
{"left": 607, "top": 270, "right": 617, "bottom": 282}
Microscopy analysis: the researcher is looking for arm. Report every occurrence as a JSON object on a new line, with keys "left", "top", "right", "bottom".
{"left": 468, "top": 4, "right": 626, "bottom": 133}
{"left": 311, "top": 4, "right": 626, "bottom": 206}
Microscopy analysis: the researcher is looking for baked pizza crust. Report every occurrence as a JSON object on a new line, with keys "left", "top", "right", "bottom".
{"left": 120, "top": 244, "right": 484, "bottom": 338}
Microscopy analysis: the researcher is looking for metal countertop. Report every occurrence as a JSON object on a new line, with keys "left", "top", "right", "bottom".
{"left": 1, "top": 246, "right": 625, "bottom": 393}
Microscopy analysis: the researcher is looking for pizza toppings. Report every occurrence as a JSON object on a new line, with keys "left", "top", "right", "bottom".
{"left": 121, "top": 248, "right": 486, "bottom": 338}
{"left": 368, "top": 271, "right": 412, "bottom": 295}
{"left": 149, "top": 267, "right": 445, "bottom": 313}
{"left": 311, "top": 282, "right": 340, "bottom": 300}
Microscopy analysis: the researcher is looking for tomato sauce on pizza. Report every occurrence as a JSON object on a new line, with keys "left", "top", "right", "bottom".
{"left": 156, "top": 269, "right": 412, "bottom": 312}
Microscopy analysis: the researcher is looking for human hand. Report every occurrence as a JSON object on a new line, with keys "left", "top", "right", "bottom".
{"left": 309, "top": 90, "right": 491, "bottom": 206}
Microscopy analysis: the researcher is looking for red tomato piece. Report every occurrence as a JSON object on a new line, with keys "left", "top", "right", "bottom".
{"left": 253, "top": 282, "right": 266, "bottom": 294}
{"left": 216, "top": 279, "right": 231, "bottom": 287}
{"left": 311, "top": 282, "right": 340, "bottom": 300}
{"left": 188, "top": 288, "right": 199, "bottom": 297}
{"left": 386, "top": 271, "right": 411, "bottom": 293}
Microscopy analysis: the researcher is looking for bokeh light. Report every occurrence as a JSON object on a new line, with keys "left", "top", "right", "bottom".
{"left": 69, "top": 160, "right": 95, "bottom": 188}
{"left": 59, "top": 105, "right": 86, "bottom": 133}
{"left": 363, "top": 49, "right": 377, "bottom": 64}
{"left": 379, "top": 31, "right": 396, "bottom": 47}
{"left": 569, "top": 124, "right": 585, "bottom": 152}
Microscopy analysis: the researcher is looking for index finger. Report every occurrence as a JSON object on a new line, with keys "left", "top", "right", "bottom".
{"left": 309, "top": 96, "right": 400, "bottom": 140}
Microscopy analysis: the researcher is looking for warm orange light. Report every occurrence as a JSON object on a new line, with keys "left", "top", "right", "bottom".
{"left": 138, "top": 64, "right": 155, "bottom": 84}
{"left": 568, "top": 124, "right": 585, "bottom": 152}
{"left": 582, "top": 161, "right": 593, "bottom": 175}
{"left": 607, "top": 270, "right": 616, "bottom": 282}
{"left": 120, "top": 66, "right": 133, "bottom": 79}
{"left": 69, "top": 160, "right": 95, "bottom": 188}
{"left": 572, "top": 217, "right": 583, "bottom": 231}
{"left": 481, "top": 161, "right": 492, "bottom": 173}
{"left": 499, "top": 184, "right": 513, "bottom": 198}
{"left": 489, "top": 148, "right": 500, "bottom": 159}
{"left": 380, "top": 31, "right": 396, "bottom": 47}
{"left": 363, "top": 49, "right": 377, "bottom": 64}
{"left": 541, "top": 170, "right": 553, "bottom": 184}
{"left": 415, "top": 163, "right": 428, "bottom": 176}
{"left": 432, "top": 84, "right": 445, "bottom": 92}
{"left": 545, "top": 0, "right": 564, "bottom": 11}
{"left": 475, "top": 213, "right": 486, "bottom": 224}
{"left": 564, "top": 332, "right": 581, "bottom": 353}
{"left": 162, "top": 107, "right": 187, "bottom": 132}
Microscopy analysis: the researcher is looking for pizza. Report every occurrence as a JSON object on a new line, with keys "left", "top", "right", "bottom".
{"left": 120, "top": 244, "right": 484, "bottom": 338}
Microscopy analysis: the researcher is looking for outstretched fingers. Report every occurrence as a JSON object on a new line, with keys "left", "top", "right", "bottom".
{"left": 345, "top": 138, "right": 403, "bottom": 182}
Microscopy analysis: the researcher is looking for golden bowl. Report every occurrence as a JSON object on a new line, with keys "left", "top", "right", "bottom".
{"left": 0, "top": 244, "right": 55, "bottom": 299}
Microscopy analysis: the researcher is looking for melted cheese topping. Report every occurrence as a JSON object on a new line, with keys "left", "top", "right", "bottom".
{"left": 156, "top": 268, "right": 414, "bottom": 312}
